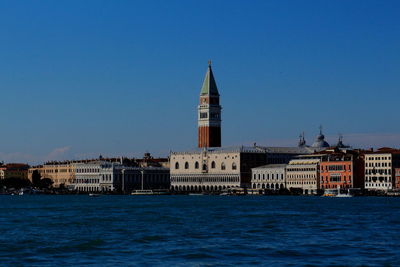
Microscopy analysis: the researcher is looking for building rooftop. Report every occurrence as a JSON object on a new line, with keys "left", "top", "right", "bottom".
{"left": 252, "top": 164, "right": 287, "bottom": 169}
{"left": 288, "top": 159, "right": 320, "bottom": 165}
{"left": 364, "top": 147, "right": 400, "bottom": 155}
{"left": 261, "top": 146, "right": 322, "bottom": 154}
{"left": 171, "top": 145, "right": 327, "bottom": 155}
{"left": 171, "top": 146, "right": 268, "bottom": 155}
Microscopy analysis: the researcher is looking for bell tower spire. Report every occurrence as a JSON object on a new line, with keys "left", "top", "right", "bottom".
{"left": 198, "top": 61, "right": 222, "bottom": 148}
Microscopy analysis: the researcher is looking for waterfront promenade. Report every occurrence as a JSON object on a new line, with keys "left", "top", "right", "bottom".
{"left": 1, "top": 195, "right": 399, "bottom": 266}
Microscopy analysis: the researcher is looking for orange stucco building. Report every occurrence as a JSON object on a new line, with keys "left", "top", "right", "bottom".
{"left": 320, "top": 160, "right": 353, "bottom": 189}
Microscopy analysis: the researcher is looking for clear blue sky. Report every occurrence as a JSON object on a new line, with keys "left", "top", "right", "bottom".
{"left": 0, "top": 0, "right": 399, "bottom": 163}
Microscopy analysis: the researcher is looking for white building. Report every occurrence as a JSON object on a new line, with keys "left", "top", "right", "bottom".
{"left": 364, "top": 149, "right": 400, "bottom": 191}
{"left": 72, "top": 161, "right": 119, "bottom": 192}
{"left": 72, "top": 161, "right": 170, "bottom": 193}
{"left": 170, "top": 146, "right": 267, "bottom": 192}
{"left": 286, "top": 159, "right": 320, "bottom": 195}
{"left": 251, "top": 164, "right": 286, "bottom": 191}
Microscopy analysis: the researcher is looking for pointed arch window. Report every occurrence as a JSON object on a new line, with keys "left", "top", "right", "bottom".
{"left": 184, "top": 162, "right": 189, "bottom": 169}
{"left": 195, "top": 162, "right": 199, "bottom": 169}
{"left": 232, "top": 162, "right": 237, "bottom": 170}
{"left": 211, "top": 161, "right": 216, "bottom": 169}
{"left": 221, "top": 162, "right": 226, "bottom": 170}
{"left": 175, "top": 162, "right": 179, "bottom": 169}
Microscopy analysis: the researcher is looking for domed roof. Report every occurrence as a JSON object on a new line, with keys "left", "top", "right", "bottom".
{"left": 312, "top": 127, "right": 330, "bottom": 148}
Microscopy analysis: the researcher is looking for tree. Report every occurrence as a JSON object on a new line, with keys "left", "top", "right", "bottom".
{"left": 39, "top": 178, "right": 53, "bottom": 189}
{"left": 1, "top": 177, "right": 32, "bottom": 189}
{"left": 32, "top": 170, "right": 41, "bottom": 187}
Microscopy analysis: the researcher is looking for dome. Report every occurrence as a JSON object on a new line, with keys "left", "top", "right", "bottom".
{"left": 312, "top": 128, "right": 330, "bottom": 148}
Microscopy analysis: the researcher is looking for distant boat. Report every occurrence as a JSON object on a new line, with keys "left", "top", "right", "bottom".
{"left": 188, "top": 193, "right": 205, "bottom": 196}
{"left": 322, "top": 186, "right": 353, "bottom": 197}
{"left": 336, "top": 192, "right": 353, "bottom": 198}
{"left": 336, "top": 186, "right": 353, "bottom": 197}
{"left": 89, "top": 193, "right": 101, "bottom": 197}
{"left": 131, "top": 190, "right": 154, "bottom": 195}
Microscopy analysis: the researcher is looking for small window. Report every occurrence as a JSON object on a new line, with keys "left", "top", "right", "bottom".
{"left": 211, "top": 161, "right": 216, "bottom": 169}
{"left": 175, "top": 162, "right": 179, "bottom": 169}
{"left": 232, "top": 162, "right": 237, "bottom": 170}
{"left": 195, "top": 162, "right": 199, "bottom": 169}
{"left": 200, "top": 112, "right": 208, "bottom": 118}
{"left": 221, "top": 162, "right": 226, "bottom": 170}
{"left": 184, "top": 162, "right": 189, "bottom": 169}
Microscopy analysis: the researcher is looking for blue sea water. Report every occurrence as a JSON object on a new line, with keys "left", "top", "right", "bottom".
{"left": 1, "top": 196, "right": 400, "bottom": 266}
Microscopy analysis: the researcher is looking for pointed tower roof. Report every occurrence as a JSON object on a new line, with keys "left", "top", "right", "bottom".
{"left": 298, "top": 132, "right": 306, "bottom": 147}
{"left": 200, "top": 61, "right": 219, "bottom": 96}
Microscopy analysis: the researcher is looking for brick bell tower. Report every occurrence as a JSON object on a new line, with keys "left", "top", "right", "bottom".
{"left": 198, "top": 61, "right": 222, "bottom": 148}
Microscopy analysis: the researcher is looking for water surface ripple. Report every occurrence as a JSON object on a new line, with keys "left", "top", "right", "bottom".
{"left": 1, "top": 196, "right": 399, "bottom": 266}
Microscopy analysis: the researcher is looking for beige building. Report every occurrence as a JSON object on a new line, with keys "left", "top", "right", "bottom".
{"left": 28, "top": 163, "right": 75, "bottom": 188}
{"left": 286, "top": 159, "right": 320, "bottom": 194}
{"left": 170, "top": 146, "right": 267, "bottom": 192}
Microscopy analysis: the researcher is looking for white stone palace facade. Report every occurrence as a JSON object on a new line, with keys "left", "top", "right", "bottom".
{"left": 71, "top": 161, "right": 169, "bottom": 193}
{"left": 170, "top": 146, "right": 267, "bottom": 192}
{"left": 251, "top": 164, "right": 286, "bottom": 191}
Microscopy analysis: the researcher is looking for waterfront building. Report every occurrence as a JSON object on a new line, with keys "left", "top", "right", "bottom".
{"left": 286, "top": 159, "right": 320, "bottom": 194}
{"left": 0, "top": 166, "right": 5, "bottom": 179}
{"left": 251, "top": 164, "right": 286, "bottom": 191}
{"left": 28, "top": 163, "right": 75, "bottom": 188}
{"left": 72, "top": 161, "right": 169, "bottom": 193}
{"left": 295, "top": 148, "right": 366, "bottom": 190}
{"left": 320, "top": 156, "right": 353, "bottom": 190}
{"left": 395, "top": 168, "right": 400, "bottom": 189}
{"left": 198, "top": 61, "right": 222, "bottom": 148}
{"left": 0, "top": 163, "right": 29, "bottom": 180}
{"left": 364, "top": 148, "right": 400, "bottom": 191}
{"left": 170, "top": 146, "right": 267, "bottom": 192}
{"left": 28, "top": 154, "right": 168, "bottom": 188}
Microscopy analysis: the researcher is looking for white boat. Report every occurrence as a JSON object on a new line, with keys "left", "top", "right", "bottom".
{"left": 131, "top": 190, "right": 154, "bottom": 195}
{"left": 335, "top": 186, "right": 353, "bottom": 198}
{"left": 336, "top": 192, "right": 353, "bottom": 198}
{"left": 89, "top": 193, "right": 101, "bottom": 197}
